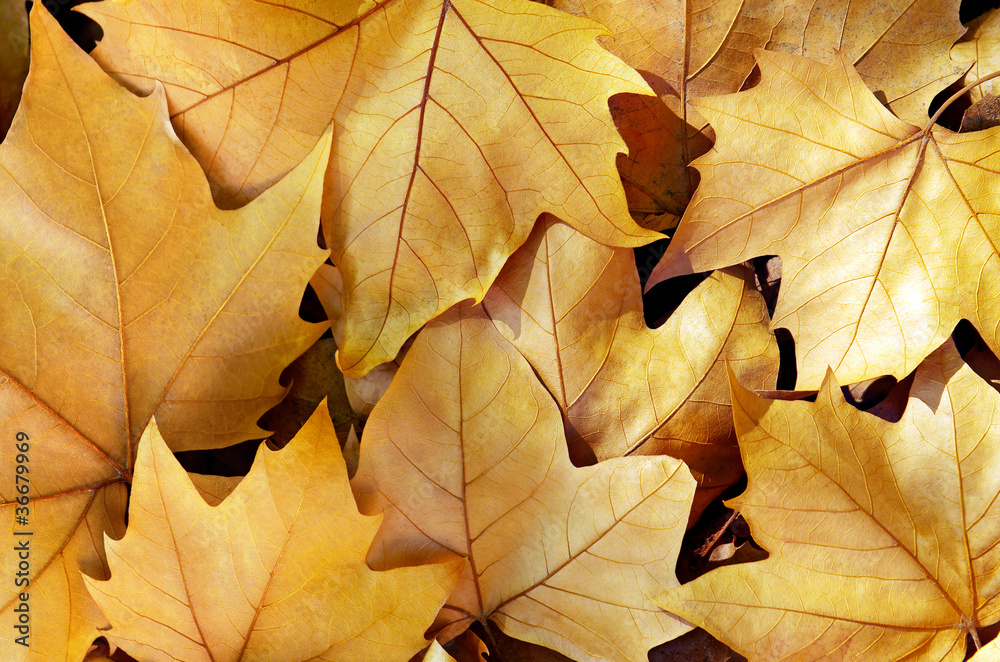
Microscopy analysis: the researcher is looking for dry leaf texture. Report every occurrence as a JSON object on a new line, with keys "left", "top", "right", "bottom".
{"left": 482, "top": 216, "right": 778, "bottom": 518}
{"left": 82, "top": 0, "right": 660, "bottom": 379}
{"left": 649, "top": 50, "right": 1000, "bottom": 389}
{"left": 658, "top": 340, "right": 1000, "bottom": 661}
{"left": 0, "top": 5, "right": 329, "bottom": 658}
{"left": 85, "top": 406, "right": 462, "bottom": 662}
{"left": 352, "top": 301, "right": 695, "bottom": 662}
{"left": 552, "top": 0, "right": 966, "bottom": 217}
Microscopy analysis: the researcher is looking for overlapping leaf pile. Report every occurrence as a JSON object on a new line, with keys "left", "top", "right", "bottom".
{"left": 6, "top": 0, "right": 1000, "bottom": 660}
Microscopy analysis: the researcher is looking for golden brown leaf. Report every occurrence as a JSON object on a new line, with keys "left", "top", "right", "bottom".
{"left": 649, "top": 50, "right": 1000, "bottom": 389}
{"left": 0, "top": 0, "right": 27, "bottom": 140}
{"left": 482, "top": 216, "right": 778, "bottom": 520}
{"left": 0, "top": 5, "right": 329, "bottom": 658}
{"left": 85, "top": 405, "right": 462, "bottom": 662}
{"left": 352, "top": 301, "right": 695, "bottom": 662}
{"left": 79, "top": 0, "right": 367, "bottom": 207}
{"left": 82, "top": 0, "right": 660, "bottom": 379}
{"left": 657, "top": 340, "right": 1000, "bottom": 660}
{"left": 554, "top": 0, "right": 966, "bottom": 218}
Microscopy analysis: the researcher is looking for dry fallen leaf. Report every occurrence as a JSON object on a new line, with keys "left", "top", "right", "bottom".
{"left": 0, "top": 5, "right": 329, "bottom": 658}
{"left": 85, "top": 404, "right": 462, "bottom": 662}
{"left": 482, "top": 216, "right": 778, "bottom": 520}
{"left": 649, "top": 50, "right": 1000, "bottom": 389}
{"left": 658, "top": 340, "right": 1000, "bottom": 660}
{"left": 82, "top": 0, "right": 660, "bottom": 380}
{"left": 552, "top": 0, "right": 966, "bottom": 219}
{"left": 79, "top": 0, "right": 368, "bottom": 208}
{"left": 352, "top": 301, "right": 696, "bottom": 662}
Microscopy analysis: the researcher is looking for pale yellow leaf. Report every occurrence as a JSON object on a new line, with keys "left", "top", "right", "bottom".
{"left": 657, "top": 340, "right": 1000, "bottom": 660}
{"left": 85, "top": 405, "right": 462, "bottom": 662}
{"left": 353, "top": 301, "right": 695, "bottom": 662}
{"left": 0, "top": 5, "right": 330, "bottom": 658}
{"left": 83, "top": 0, "right": 660, "bottom": 378}
{"left": 649, "top": 50, "right": 1000, "bottom": 388}
{"left": 482, "top": 216, "right": 778, "bottom": 520}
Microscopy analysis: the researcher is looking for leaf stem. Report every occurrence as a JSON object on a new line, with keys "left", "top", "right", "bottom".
{"left": 928, "top": 70, "right": 1000, "bottom": 130}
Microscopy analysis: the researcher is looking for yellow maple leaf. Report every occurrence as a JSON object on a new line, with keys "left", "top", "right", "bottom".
{"left": 85, "top": 404, "right": 462, "bottom": 662}
{"left": 482, "top": 215, "right": 778, "bottom": 520}
{"left": 0, "top": 5, "right": 329, "bottom": 658}
{"left": 657, "top": 340, "right": 1000, "bottom": 660}
{"left": 80, "top": 0, "right": 660, "bottom": 379}
{"left": 352, "top": 301, "right": 696, "bottom": 662}
{"left": 552, "top": 0, "right": 967, "bottom": 219}
{"left": 649, "top": 50, "right": 1000, "bottom": 389}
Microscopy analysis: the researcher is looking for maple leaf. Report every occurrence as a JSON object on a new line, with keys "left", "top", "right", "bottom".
{"left": 84, "top": 405, "right": 462, "bottom": 662}
{"left": 481, "top": 215, "right": 778, "bottom": 520}
{"left": 81, "top": 0, "right": 660, "bottom": 379}
{"left": 0, "top": 5, "right": 329, "bottom": 658}
{"left": 351, "top": 301, "right": 696, "bottom": 662}
{"left": 0, "top": 0, "right": 27, "bottom": 140}
{"left": 647, "top": 50, "right": 1000, "bottom": 389}
{"left": 553, "top": 0, "right": 967, "bottom": 219}
{"left": 657, "top": 340, "right": 1000, "bottom": 661}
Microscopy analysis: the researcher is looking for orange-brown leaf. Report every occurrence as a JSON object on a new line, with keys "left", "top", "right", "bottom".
{"left": 352, "top": 301, "right": 695, "bottom": 662}
{"left": 657, "top": 340, "right": 1000, "bottom": 660}
{"left": 82, "top": 0, "right": 660, "bottom": 378}
{"left": 0, "top": 5, "right": 329, "bottom": 658}
{"left": 85, "top": 405, "right": 462, "bottom": 662}
{"left": 649, "top": 50, "right": 1000, "bottom": 388}
{"left": 482, "top": 216, "right": 778, "bottom": 520}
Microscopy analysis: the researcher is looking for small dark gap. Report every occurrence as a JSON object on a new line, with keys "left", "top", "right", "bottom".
{"left": 841, "top": 375, "right": 898, "bottom": 411}
{"left": 39, "top": 0, "right": 103, "bottom": 52}
{"left": 929, "top": 79, "right": 972, "bottom": 132}
{"left": 953, "top": 318, "right": 985, "bottom": 355}
{"left": 174, "top": 438, "right": 263, "bottom": 477}
{"left": 972, "top": 621, "right": 1000, "bottom": 659}
{"left": 316, "top": 221, "right": 328, "bottom": 250}
{"left": 739, "top": 64, "right": 761, "bottom": 92}
{"left": 774, "top": 328, "right": 797, "bottom": 390}
{"left": 298, "top": 282, "right": 327, "bottom": 323}
{"left": 635, "top": 231, "right": 712, "bottom": 327}
{"left": 962, "top": 0, "right": 999, "bottom": 24}
{"left": 633, "top": 235, "right": 670, "bottom": 290}
{"left": 751, "top": 255, "right": 781, "bottom": 318}
{"left": 643, "top": 272, "right": 710, "bottom": 327}
{"left": 676, "top": 475, "right": 770, "bottom": 585}
{"left": 953, "top": 318, "right": 1000, "bottom": 387}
